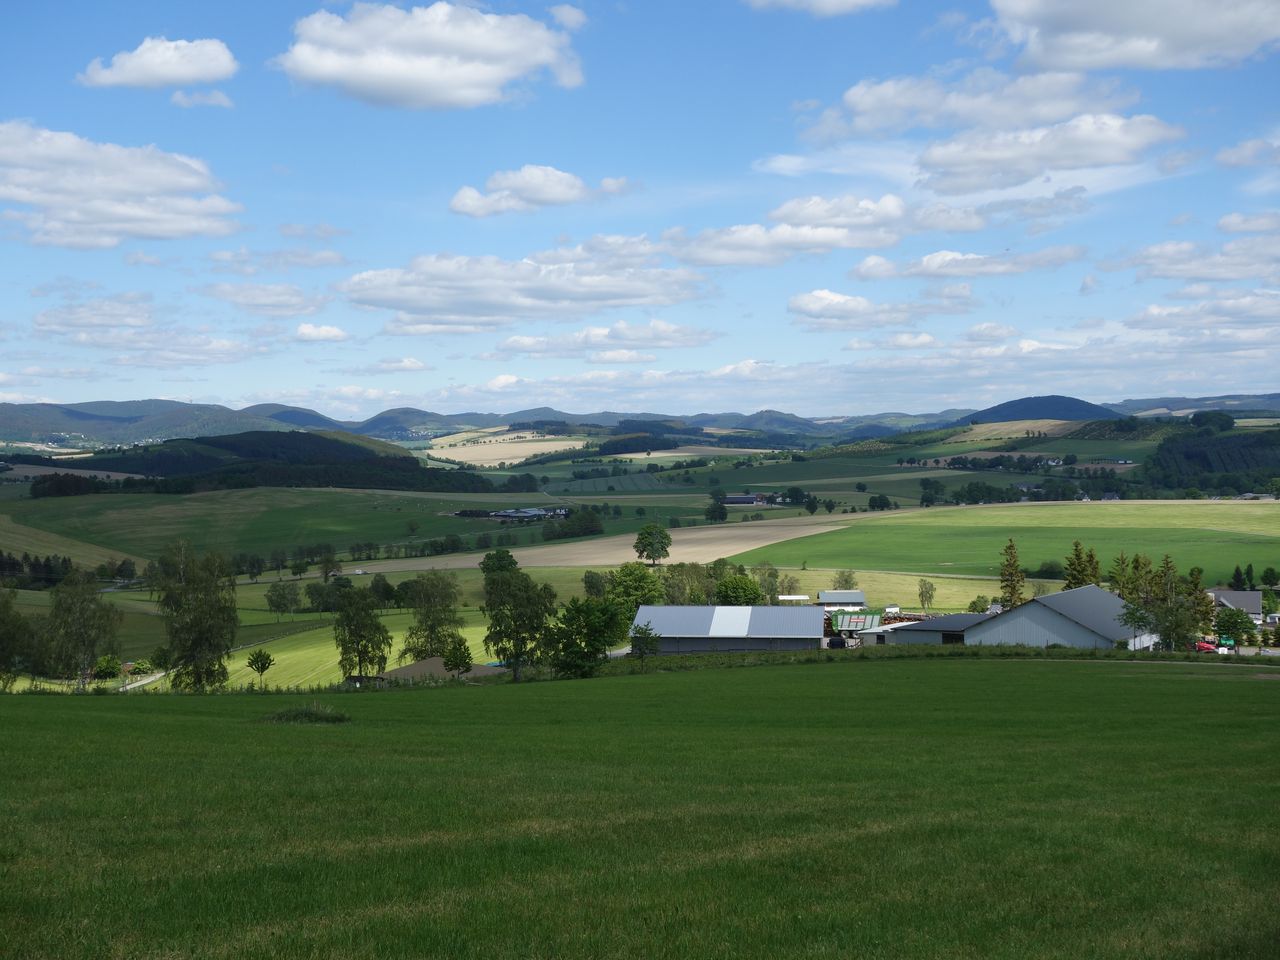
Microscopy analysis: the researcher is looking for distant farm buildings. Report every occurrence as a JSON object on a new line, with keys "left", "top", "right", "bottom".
{"left": 632, "top": 605, "right": 825, "bottom": 654}
{"left": 816, "top": 590, "right": 867, "bottom": 612}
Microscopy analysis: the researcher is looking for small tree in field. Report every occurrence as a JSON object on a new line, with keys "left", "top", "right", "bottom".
{"left": 246, "top": 649, "right": 275, "bottom": 690}
{"left": 832, "top": 569, "right": 859, "bottom": 590}
{"left": 633, "top": 523, "right": 672, "bottom": 566}
{"left": 442, "top": 634, "right": 472, "bottom": 679}
{"left": 917, "top": 579, "right": 936, "bottom": 613}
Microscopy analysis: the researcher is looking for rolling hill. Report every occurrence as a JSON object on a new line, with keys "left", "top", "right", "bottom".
{"left": 961, "top": 395, "right": 1122, "bottom": 424}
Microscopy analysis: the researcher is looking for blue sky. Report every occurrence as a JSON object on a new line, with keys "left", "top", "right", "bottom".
{"left": 2, "top": 0, "right": 1278, "bottom": 418}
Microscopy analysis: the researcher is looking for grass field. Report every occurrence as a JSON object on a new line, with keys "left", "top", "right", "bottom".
{"left": 2, "top": 660, "right": 1277, "bottom": 959}
{"left": 731, "top": 501, "right": 1280, "bottom": 584}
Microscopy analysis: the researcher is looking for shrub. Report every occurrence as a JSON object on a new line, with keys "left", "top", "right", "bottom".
{"left": 262, "top": 701, "right": 351, "bottom": 724}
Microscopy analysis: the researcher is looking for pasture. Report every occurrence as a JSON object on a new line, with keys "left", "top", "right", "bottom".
{"left": 731, "top": 500, "right": 1280, "bottom": 584}
{"left": 2, "top": 660, "right": 1276, "bottom": 959}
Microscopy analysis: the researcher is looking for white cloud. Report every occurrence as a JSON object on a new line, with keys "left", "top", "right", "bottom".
{"left": 450, "top": 164, "right": 626, "bottom": 216}
{"left": 743, "top": 0, "right": 895, "bottom": 15}
{"left": 855, "top": 245, "right": 1084, "bottom": 278}
{"left": 786, "top": 290, "right": 913, "bottom": 329}
{"left": 0, "top": 120, "right": 239, "bottom": 248}
{"left": 549, "top": 5, "right": 588, "bottom": 30}
{"left": 1217, "top": 138, "right": 1280, "bottom": 167}
{"left": 966, "top": 322, "right": 1018, "bottom": 341}
{"left": 344, "top": 236, "right": 704, "bottom": 332}
{"left": 754, "top": 141, "right": 918, "bottom": 183}
{"left": 1219, "top": 211, "right": 1280, "bottom": 233}
{"left": 79, "top": 37, "right": 238, "bottom": 87}
{"left": 171, "top": 89, "right": 234, "bottom": 109}
{"left": 275, "top": 2, "right": 582, "bottom": 109}
{"left": 496, "top": 318, "right": 718, "bottom": 357}
{"left": 1122, "top": 236, "right": 1280, "bottom": 281}
{"left": 204, "top": 283, "right": 326, "bottom": 317}
{"left": 1128, "top": 286, "right": 1280, "bottom": 332}
{"left": 210, "top": 247, "right": 347, "bottom": 275}
{"left": 35, "top": 294, "right": 153, "bottom": 332}
{"left": 889, "top": 332, "right": 938, "bottom": 348}
{"left": 670, "top": 222, "right": 898, "bottom": 266}
{"left": 280, "top": 223, "right": 346, "bottom": 239}
{"left": 918, "top": 113, "right": 1183, "bottom": 194}
{"left": 837, "top": 68, "right": 1133, "bottom": 134}
{"left": 587, "top": 349, "right": 655, "bottom": 364}
{"left": 992, "top": 0, "right": 1280, "bottom": 69}
{"left": 295, "top": 323, "right": 349, "bottom": 342}
{"left": 768, "top": 193, "right": 905, "bottom": 229}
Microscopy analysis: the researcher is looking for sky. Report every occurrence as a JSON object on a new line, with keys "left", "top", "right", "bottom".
{"left": 1, "top": 0, "right": 1278, "bottom": 419}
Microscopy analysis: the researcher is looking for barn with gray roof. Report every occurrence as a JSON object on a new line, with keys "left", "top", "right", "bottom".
{"left": 965, "top": 585, "right": 1156, "bottom": 650}
{"left": 632, "top": 605, "right": 825, "bottom": 654}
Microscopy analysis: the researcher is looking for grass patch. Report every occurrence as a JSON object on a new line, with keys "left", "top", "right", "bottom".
{"left": 261, "top": 701, "right": 351, "bottom": 724}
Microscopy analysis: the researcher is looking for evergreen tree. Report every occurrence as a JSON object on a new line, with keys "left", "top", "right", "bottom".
{"left": 1107, "top": 551, "right": 1132, "bottom": 600}
{"left": 1085, "top": 548, "right": 1101, "bottom": 585}
{"left": 1230, "top": 565, "right": 1247, "bottom": 591}
{"left": 1064, "top": 541, "right": 1090, "bottom": 589}
{"left": 999, "top": 539, "right": 1025, "bottom": 608}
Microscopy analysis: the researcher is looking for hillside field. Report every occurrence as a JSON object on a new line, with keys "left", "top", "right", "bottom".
{"left": 3, "top": 660, "right": 1277, "bottom": 959}
{"left": 730, "top": 501, "right": 1280, "bottom": 584}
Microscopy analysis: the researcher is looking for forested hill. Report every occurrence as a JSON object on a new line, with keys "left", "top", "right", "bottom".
{"left": 962, "top": 395, "right": 1122, "bottom": 424}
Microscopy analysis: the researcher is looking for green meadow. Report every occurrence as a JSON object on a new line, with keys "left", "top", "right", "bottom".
{"left": 732, "top": 501, "right": 1280, "bottom": 584}
{"left": 3, "top": 660, "right": 1277, "bottom": 959}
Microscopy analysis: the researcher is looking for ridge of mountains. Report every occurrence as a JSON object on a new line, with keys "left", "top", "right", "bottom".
{"left": 1, "top": 392, "right": 1277, "bottom": 448}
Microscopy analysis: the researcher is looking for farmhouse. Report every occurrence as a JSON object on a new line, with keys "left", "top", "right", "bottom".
{"left": 632, "top": 605, "right": 825, "bottom": 654}
{"left": 1207, "top": 589, "right": 1264, "bottom": 625}
{"left": 965, "top": 585, "right": 1157, "bottom": 650}
{"left": 816, "top": 590, "right": 867, "bottom": 612}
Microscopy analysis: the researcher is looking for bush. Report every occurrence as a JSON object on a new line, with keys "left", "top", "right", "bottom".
{"left": 262, "top": 701, "right": 351, "bottom": 724}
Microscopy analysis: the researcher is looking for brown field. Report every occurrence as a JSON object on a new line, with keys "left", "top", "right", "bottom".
{"left": 609, "top": 444, "right": 774, "bottom": 461}
{"left": 945, "top": 419, "right": 1078, "bottom": 442}
{"left": 429, "top": 428, "right": 590, "bottom": 466}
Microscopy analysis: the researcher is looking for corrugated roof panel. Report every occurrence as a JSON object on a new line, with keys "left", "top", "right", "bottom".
{"left": 632, "top": 605, "right": 715, "bottom": 637}
{"left": 1034, "top": 585, "right": 1129, "bottom": 641}
{"left": 748, "top": 606, "right": 825, "bottom": 638}
{"left": 818, "top": 590, "right": 866, "bottom": 603}
{"left": 709, "top": 606, "right": 753, "bottom": 637}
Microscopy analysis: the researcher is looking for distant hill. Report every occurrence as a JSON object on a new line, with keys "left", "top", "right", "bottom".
{"left": 240, "top": 403, "right": 352, "bottom": 431}
{"left": 1104, "top": 393, "right": 1280, "bottom": 417}
{"left": 960, "top": 396, "right": 1122, "bottom": 425}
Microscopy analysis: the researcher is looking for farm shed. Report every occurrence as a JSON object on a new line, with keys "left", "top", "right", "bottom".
{"left": 1207, "top": 589, "right": 1263, "bottom": 624}
{"left": 816, "top": 590, "right": 867, "bottom": 612}
{"left": 632, "top": 605, "right": 825, "bottom": 654}
{"left": 965, "top": 585, "right": 1157, "bottom": 650}
{"left": 887, "top": 613, "right": 995, "bottom": 646}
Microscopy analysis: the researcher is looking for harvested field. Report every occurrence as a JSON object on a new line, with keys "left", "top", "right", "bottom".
{"left": 430, "top": 429, "right": 590, "bottom": 466}
{"left": 608, "top": 444, "right": 776, "bottom": 461}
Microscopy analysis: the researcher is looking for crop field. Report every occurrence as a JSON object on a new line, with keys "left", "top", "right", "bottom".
{"left": 3, "top": 660, "right": 1277, "bottom": 959}
{"left": 429, "top": 428, "right": 591, "bottom": 466}
{"left": 731, "top": 500, "right": 1280, "bottom": 584}
{"left": 942, "top": 419, "right": 1079, "bottom": 442}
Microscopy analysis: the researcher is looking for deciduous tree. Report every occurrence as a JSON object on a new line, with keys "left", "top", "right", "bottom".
{"left": 917, "top": 579, "right": 936, "bottom": 613}
{"left": 633, "top": 523, "right": 672, "bottom": 566}
{"left": 334, "top": 589, "right": 392, "bottom": 679}
{"left": 549, "top": 597, "right": 624, "bottom": 678}
{"left": 714, "top": 574, "right": 766, "bottom": 606}
{"left": 0, "top": 590, "right": 31, "bottom": 691}
{"left": 604, "top": 562, "right": 664, "bottom": 624}
{"left": 832, "top": 569, "right": 859, "bottom": 590}
{"left": 246, "top": 649, "right": 275, "bottom": 690}
{"left": 47, "top": 568, "right": 122, "bottom": 690}
{"left": 482, "top": 569, "right": 556, "bottom": 682}
{"left": 155, "top": 541, "right": 239, "bottom": 691}
{"left": 400, "top": 571, "right": 466, "bottom": 662}
{"left": 265, "top": 581, "right": 300, "bottom": 621}
{"left": 442, "top": 633, "right": 472, "bottom": 679}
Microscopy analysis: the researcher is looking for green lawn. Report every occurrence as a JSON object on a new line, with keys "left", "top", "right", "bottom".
{"left": 731, "top": 500, "right": 1280, "bottom": 584}
{"left": 2, "top": 660, "right": 1277, "bottom": 959}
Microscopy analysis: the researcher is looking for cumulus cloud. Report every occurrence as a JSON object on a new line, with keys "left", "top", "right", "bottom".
{"left": 549, "top": 5, "right": 587, "bottom": 30}
{"left": 992, "top": 0, "right": 1280, "bottom": 70}
{"left": 917, "top": 113, "right": 1182, "bottom": 194}
{"left": 1216, "top": 138, "right": 1280, "bottom": 167}
{"left": 1219, "top": 211, "right": 1280, "bottom": 233}
{"left": 1127, "top": 286, "right": 1280, "bottom": 334}
{"left": 204, "top": 283, "right": 327, "bottom": 317}
{"left": 768, "top": 193, "right": 905, "bottom": 229}
{"left": 171, "top": 89, "right": 233, "bottom": 108}
{"left": 743, "top": 0, "right": 895, "bottom": 14}
{"left": 35, "top": 293, "right": 153, "bottom": 332}
{"left": 495, "top": 318, "right": 718, "bottom": 359}
{"left": 836, "top": 67, "right": 1133, "bottom": 134}
{"left": 966, "top": 322, "right": 1019, "bottom": 341}
{"left": 0, "top": 121, "right": 239, "bottom": 248}
{"left": 450, "top": 164, "right": 626, "bottom": 216}
{"left": 79, "top": 37, "right": 238, "bottom": 87}
{"left": 787, "top": 285, "right": 973, "bottom": 330}
{"left": 274, "top": 2, "right": 583, "bottom": 109}
{"left": 670, "top": 222, "right": 898, "bottom": 266}
{"left": 1122, "top": 236, "right": 1280, "bottom": 281}
{"left": 295, "top": 323, "right": 349, "bottom": 341}
{"left": 343, "top": 235, "right": 704, "bottom": 332}
{"left": 854, "top": 245, "right": 1084, "bottom": 278}
{"left": 209, "top": 247, "right": 347, "bottom": 275}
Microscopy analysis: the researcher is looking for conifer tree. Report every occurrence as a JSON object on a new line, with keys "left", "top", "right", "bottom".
{"left": 999, "top": 539, "right": 1025, "bottom": 608}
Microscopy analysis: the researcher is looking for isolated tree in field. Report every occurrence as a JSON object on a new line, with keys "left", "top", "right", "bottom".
{"left": 917, "top": 579, "right": 936, "bottom": 613}
{"left": 823, "top": 499, "right": 836, "bottom": 514}
{"left": 155, "top": 541, "right": 239, "bottom": 691}
{"left": 832, "top": 569, "right": 859, "bottom": 590}
{"left": 482, "top": 569, "right": 557, "bottom": 682}
{"left": 265, "top": 580, "right": 300, "bottom": 621}
{"left": 629, "top": 622, "right": 661, "bottom": 668}
{"left": 400, "top": 571, "right": 466, "bottom": 662}
{"left": 442, "top": 633, "right": 472, "bottom": 679}
{"left": 704, "top": 501, "right": 728, "bottom": 523}
{"left": 998, "top": 539, "right": 1025, "bottom": 609}
{"left": 633, "top": 523, "right": 672, "bottom": 566}
{"left": 369, "top": 573, "right": 396, "bottom": 609}
{"left": 804, "top": 495, "right": 819, "bottom": 515}
{"left": 0, "top": 590, "right": 31, "bottom": 691}
{"left": 246, "top": 649, "right": 275, "bottom": 690}
{"left": 480, "top": 548, "right": 519, "bottom": 602}
{"left": 549, "top": 597, "right": 624, "bottom": 678}
{"left": 47, "top": 568, "right": 122, "bottom": 690}
{"left": 604, "top": 562, "right": 664, "bottom": 624}
{"left": 334, "top": 589, "right": 392, "bottom": 679}
{"left": 714, "top": 574, "right": 766, "bottom": 606}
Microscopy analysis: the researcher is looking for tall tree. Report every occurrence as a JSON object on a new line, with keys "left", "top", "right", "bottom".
{"left": 1063, "top": 541, "right": 1090, "bottom": 589}
{"left": 632, "top": 523, "right": 672, "bottom": 566}
{"left": 1107, "top": 551, "right": 1133, "bottom": 600}
{"left": 917, "top": 579, "right": 936, "bottom": 613}
{"left": 998, "top": 539, "right": 1025, "bottom": 608}
{"left": 442, "top": 633, "right": 473, "bottom": 679}
{"left": 0, "top": 589, "right": 31, "bottom": 692}
{"left": 333, "top": 588, "right": 392, "bottom": 678}
{"left": 155, "top": 541, "right": 239, "bottom": 691}
{"left": 480, "top": 548, "right": 520, "bottom": 602}
{"left": 482, "top": 569, "right": 557, "bottom": 682}
{"left": 47, "top": 568, "right": 122, "bottom": 689}
{"left": 548, "top": 597, "right": 624, "bottom": 678}
{"left": 604, "top": 562, "right": 664, "bottom": 625}
{"left": 1230, "top": 565, "right": 1247, "bottom": 591}
{"left": 1084, "top": 547, "right": 1101, "bottom": 586}
{"left": 265, "top": 581, "right": 299, "bottom": 621}
{"left": 832, "top": 569, "right": 859, "bottom": 590}
{"left": 319, "top": 550, "right": 343, "bottom": 584}
{"left": 750, "top": 562, "right": 780, "bottom": 604}
{"left": 400, "top": 571, "right": 466, "bottom": 662}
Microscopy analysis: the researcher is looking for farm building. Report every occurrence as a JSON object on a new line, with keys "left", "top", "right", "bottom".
{"left": 965, "top": 585, "right": 1157, "bottom": 650}
{"left": 830, "top": 612, "right": 881, "bottom": 639}
{"left": 632, "top": 605, "right": 825, "bottom": 654}
{"left": 886, "top": 612, "right": 996, "bottom": 646}
{"left": 721, "top": 494, "right": 764, "bottom": 505}
{"left": 816, "top": 590, "right": 867, "bottom": 612}
{"left": 1207, "top": 589, "right": 1263, "bottom": 624}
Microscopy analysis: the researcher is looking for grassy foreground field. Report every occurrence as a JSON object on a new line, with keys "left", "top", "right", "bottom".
{"left": 732, "top": 500, "right": 1280, "bottom": 584}
{"left": 3, "top": 660, "right": 1277, "bottom": 959}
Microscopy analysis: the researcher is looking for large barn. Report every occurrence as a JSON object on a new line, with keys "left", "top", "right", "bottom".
{"left": 632, "top": 605, "right": 825, "bottom": 654}
{"left": 965, "top": 585, "right": 1157, "bottom": 650}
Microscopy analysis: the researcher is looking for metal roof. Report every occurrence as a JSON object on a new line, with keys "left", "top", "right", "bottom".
{"left": 833, "top": 613, "right": 882, "bottom": 632}
{"left": 817, "top": 590, "right": 866, "bottom": 603}
{"left": 633, "top": 605, "right": 824, "bottom": 639}
{"left": 1032, "top": 585, "right": 1132, "bottom": 642}
{"left": 1209, "top": 589, "right": 1263, "bottom": 616}
{"left": 893, "top": 613, "right": 993, "bottom": 632}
